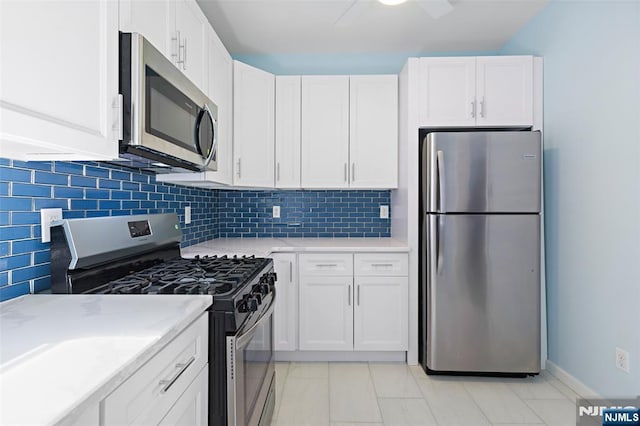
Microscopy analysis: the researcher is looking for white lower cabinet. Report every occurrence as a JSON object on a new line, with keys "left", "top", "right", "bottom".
{"left": 299, "top": 275, "right": 354, "bottom": 351}
{"left": 298, "top": 253, "right": 408, "bottom": 352}
{"left": 158, "top": 365, "right": 208, "bottom": 426}
{"left": 353, "top": 276, "right": 408, "bottom": 351}
{"left": 273, "top": 253, "right": 298, "bottom": 351}
{"left": 102, "top": 313, "right": 208, "bottom": 425}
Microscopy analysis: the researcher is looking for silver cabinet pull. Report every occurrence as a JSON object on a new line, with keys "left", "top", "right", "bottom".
{"left": 183, "top": 37, "right": 187, "bottom": 70}
{"left": 171, "top": 31, "right": 180, "bottom": 63}
{"left": 316, "top": 263, "right": 338, "bottom": 268}
{"left": 471, "top": 100, "right": 476, "bottom": 118}
{"left": 351, "top": 163, "right": 355, "bottom": 182}
{"left": 159, "top": 356, "right": 195, "bottom": 393}
{"left": 236, "top": 158, "right": 241, "bottom": 178}
{"left": 347, "top": 284, "right": 351, "bottom": 306}
{"left": 357, "top": 285, "right": 360, "bottom": 306}
{"left": 344, "top": 163, "right": 347, "bottom": 182}
{"left": 371, "top": 263, "right": 393, "bottom": 267}
{"left": 480, "top": 96, "right": 485, "bottom": 118}
{"left": 178, "top": 38, "right": 186, "bottom": 69}
{"left": 277, "top": 163, "right": 281, "bottom": 182}
{"left": 289, "top": 261, "right": 293, "bottom": 283}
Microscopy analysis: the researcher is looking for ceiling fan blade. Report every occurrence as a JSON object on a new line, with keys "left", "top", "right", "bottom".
{"left": 416, "top": 0, "right": 453, "bottom": 19}
{"left": 334, "top": 0, "right": 374, "bottom": 28}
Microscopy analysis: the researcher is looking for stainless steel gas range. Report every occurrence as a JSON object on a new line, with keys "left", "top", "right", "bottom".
{"left": 50, "top": 213, "right": 276, "bottom": 426}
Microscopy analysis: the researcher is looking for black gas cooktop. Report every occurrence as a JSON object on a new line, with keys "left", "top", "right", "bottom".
{"left": 88, "top": 255, "right": 272, "bottom": 297}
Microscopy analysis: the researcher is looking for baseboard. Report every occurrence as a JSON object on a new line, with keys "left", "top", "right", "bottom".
{"left": 545, "top": 360, "right": 600, "bottom": 399}
{"left": 274, "top": 351, "right": 406, "bottom": 362}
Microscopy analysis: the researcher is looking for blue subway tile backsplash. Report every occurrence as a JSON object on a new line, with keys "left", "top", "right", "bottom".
{"left": 0, "top": 159, "right": 219, "bottom": 302}
{"left": 1, "top": 158, "right": 392, "bottom": 302}
{"left": 217, "top": 190, "right": 391, "bottom": 238}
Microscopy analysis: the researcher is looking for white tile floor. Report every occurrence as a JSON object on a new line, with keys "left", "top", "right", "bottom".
{"left": 271, "top": 362, "right": 580, "bottom": 426}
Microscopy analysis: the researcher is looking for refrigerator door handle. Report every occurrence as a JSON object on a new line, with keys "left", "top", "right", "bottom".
{"left": 436, "top": 150, "right": 445, "bottom": 213}
{"left": 429, "top": 215, "right": 441, "bottom": 275}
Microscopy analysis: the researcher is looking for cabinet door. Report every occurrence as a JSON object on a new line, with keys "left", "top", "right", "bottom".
{"left": 0, "top": 0, "right": 119, "bottom": 161}
{"left": 418, "top": 57, "right": 476, "bottom": 127}
{"left": 476, "top": 56, "right": 533, "bottom": 127}
{"left": 349, "top": 75, "right": 398, "bottom": 188}
{"left": 273, "top": 253, "right": 298, "bottom": 351}
{"left": 174, "top": 0, "right": 208, "bottom": 93}
{"left": 119, "top": 0, "right": 173, "bottom": 60}
{"left": 205, "top": 27, "right": 233, "bottom": 185}
{"left": 299, "top": 276, "right": 353, "bottom": 351}
{"left": 301, "top": 76, "right": 349, "bottom": 188}
{"left": 354, "top": 276, "right": 408, "bottom": 351}
{"left": 158, "top": 365, "right": 208, "bottom": 426}
{"left": 233, "top": 61, "right": 275, "bottom": 187}
{"left": 275, "top": 76, "right": 302, "bottom": 188}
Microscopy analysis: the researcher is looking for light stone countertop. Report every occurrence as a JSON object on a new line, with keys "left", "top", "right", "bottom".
{"left": 181, "top": 237, "right": 409, "bottom": 258}
{"left": 0, "top": 294, "right": 212, "bottom": 426}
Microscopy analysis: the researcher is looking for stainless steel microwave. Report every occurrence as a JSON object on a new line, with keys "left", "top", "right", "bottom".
{"left": 119, "top": 32, "right": 217, "bottom": 172}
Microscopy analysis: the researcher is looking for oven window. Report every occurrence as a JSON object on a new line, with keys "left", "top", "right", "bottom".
{"left": 145, "top": 66, "right": 199, "bottom": 153}
{"left": 243, "top": 314, "right": 273, "bottom": 420}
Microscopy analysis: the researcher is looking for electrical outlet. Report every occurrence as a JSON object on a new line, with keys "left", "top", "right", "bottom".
{"left": 616, "top": 347, "right": 630, "bottom": 373}
{"left": 185, "top": 206, "right": 191, "bottom": 225}
{"left": 273, "top": 206, "right": 281, "bottom": 218}
{"left": 40, "top": 208, "right": 63, "bottom": 243}
{"left": 380, "top": 205, "right": 389, "bottom": 219}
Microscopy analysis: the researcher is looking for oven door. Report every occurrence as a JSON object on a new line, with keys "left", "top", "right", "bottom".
{"left": 227, "top": 293, "right": 276, "bottom": 426}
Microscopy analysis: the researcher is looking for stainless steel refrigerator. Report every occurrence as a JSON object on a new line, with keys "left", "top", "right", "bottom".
{"left": 420, "top": 130, "right": 541, "bottom": 375}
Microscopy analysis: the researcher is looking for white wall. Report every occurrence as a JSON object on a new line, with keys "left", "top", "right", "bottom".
{"left": 502, "top": 0, "right": 640, "bottom": 396}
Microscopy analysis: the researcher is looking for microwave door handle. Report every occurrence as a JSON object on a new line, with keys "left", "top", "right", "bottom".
{"left": 196, "top": 105, "right": 217, "bottom": 169}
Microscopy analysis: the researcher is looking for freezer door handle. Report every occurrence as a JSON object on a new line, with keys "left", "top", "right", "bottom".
{"left": 436, "top": 150, "right": 445, "bottom": 213}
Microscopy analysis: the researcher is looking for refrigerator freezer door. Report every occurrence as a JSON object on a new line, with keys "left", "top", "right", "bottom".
{"left": 423, "top": 131, "right": 541, "bottom": 213}
{"left": 425, "top": 213, "right": 540, "bottom": 373}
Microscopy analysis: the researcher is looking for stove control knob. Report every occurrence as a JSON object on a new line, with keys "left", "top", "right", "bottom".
{"left": 268, "top": 272, "right": 277, "bottom": 285}
{"left": 247, "top": 297, "right": 259, "bottom": 312}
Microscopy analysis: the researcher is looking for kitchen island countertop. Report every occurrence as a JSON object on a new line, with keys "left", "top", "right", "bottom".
{"left": 0, "top": 294, "right": 212, "bottom": 426}
{"left": 181, "top": 237, "right": 409, "bottom": 258}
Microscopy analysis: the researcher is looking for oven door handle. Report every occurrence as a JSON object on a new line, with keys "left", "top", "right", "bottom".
{"left": 236, "top": 288, "right": 277, "bottom": 349}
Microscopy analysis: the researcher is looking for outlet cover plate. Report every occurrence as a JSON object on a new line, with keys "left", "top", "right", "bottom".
{"left": 616, "top": 347, "right": 630, "bottom": 373}
{"left": 380, "top": 205, "right": 389, "bottom": 219}
{"left": 185, "top": 206, "right": 191, "bottom": 225}
{"left": 41, "top": 208, "right": 63, "bottom": 243}
{"left": 273, "top": 206, "right": 281, "bottom": 218}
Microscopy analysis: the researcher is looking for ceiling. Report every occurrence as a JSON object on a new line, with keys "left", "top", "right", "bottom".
{"left": 196, "top": 0, "right": 549, "bottom": 55}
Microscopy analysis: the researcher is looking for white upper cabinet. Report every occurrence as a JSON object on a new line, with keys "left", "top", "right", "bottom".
{"left": 120, "top": 0, "right": 208, "bottom": 93}
{"left": 233, "top": 61, "right": 275, "bottom": 188}
{"left": 202, "top": 27, "right": 233, "bottom": 185}
{"left": 419, "top": 57, "right": 476, "bottom": 127}
{"left": 301, "top": 76, "right": 350, "bottom": 188}
{"left": 349, "top": 75, "right": 398, "bottom": 189}
{"left": 275, "top": 76, "right": 302, "bottom": 188}
{"left": 173, "top": 0, "right": 208, "bottom": 92}
{"left": 418, "top": 56, "right": 533, "bottom": 127}
{"left": 0, "top": 0, "right": 119, "bottom": 161}
{"left": 119, "top": 0, "right": 173, "bottom": 59}
{"left": 476, "top": 56, "right": 533, "bottom": 127}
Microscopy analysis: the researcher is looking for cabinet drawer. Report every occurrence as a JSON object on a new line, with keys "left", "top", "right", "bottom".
{"left": 354, "top": 253, "right": 408, "bottom": 276}
{"left": 102, "top": 313, "right": 208, "bottom": 425}
{"left": 299, "top": 253, "right": 353, "bottom": 276}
